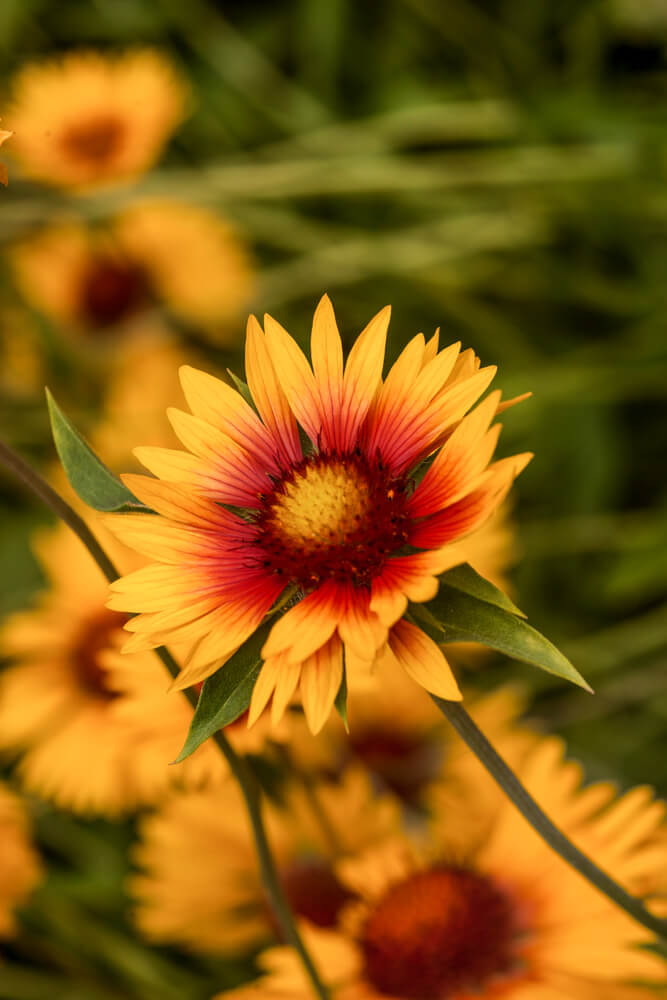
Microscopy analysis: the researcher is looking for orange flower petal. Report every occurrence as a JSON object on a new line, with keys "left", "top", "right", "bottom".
{"left": 179, "top": 366, "right": 280, "bottom": 473}
{"left": 245, "top": 315, "right": 302, "bottom": 466}
{"left": 339, "top": 304, "right": 390, "bottom": 451}
{"left": 310, "top": 294, "right": 345, "bottom": 451}
{"left": 389, "top": 618, "right": 462, "bottom": 700}
{"left": 263, "top": 312, "right": 323, "bottom": 444}
{"left": 262, "top": 583, "right": 340, "bottom": 664}
{"left": 299, "top": 634, "right": 343, "bottom": 733}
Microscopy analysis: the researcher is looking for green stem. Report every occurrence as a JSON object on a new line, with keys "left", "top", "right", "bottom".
{"left": 213, "top": 733, "right": 330, "bottom": 998}
{"left": 157, "top": 655, "right": 330, "bottom": 1000}
{"left": 0, "top": 438, "right": 330, "bottom": 1000}
{"left": 0, "top": 440, "right": 119, "bottom": 583}
{"left": 432, "top": 696, "right": 667, "bottom": 941}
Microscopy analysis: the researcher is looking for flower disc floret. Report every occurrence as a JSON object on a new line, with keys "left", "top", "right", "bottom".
{"left": 255, "top": 451, "right": 410, "bottom": 589}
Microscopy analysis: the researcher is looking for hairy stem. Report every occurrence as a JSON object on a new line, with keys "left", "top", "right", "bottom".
{"left": 432, "top": 696, "right": 667, "bottom": 941}
{"left": 0, "top": 438, "right": 330, "bottom": 1000}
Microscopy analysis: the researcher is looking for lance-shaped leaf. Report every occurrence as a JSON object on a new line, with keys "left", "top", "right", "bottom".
{"left": 438, "top": 562, "right": 524, "bottom": 616}
{"left": 227, "top": 370, "right": 258, "bottom": 413}
{"left": 46, "top": 389, "right": 147, "bottom": 512}
{"left": 175, "top": 620, "right": 273, "bottom": 762}
{"left": 411, "top": 585, "right": 592, "bottom": 692}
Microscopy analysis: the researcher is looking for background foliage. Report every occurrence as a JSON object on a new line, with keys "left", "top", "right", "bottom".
{"left": 1, "top": 0, "right": 666, "bottom": 996}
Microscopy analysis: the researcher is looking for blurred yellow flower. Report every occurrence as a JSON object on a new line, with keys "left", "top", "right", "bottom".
{"left": 0, "top": 783, "right": 42, "bottom": 938}
{"left": 7, "top": 49, "right": 187, "bottom": 189}
{"left": 0, "top": 522, "right": 281, "bottom": 815}
{"left": 116, "top": 200, "right": 255, "bottom": 335}
{"left": 106, "top": 296, "right": 531, "bottom": 731}
{"left": 216, "top": 738, "right": 667, "bottom": 1000}
{"left": 10, "top": 203, "right": 253, "bottom": 344}
{"left": 131, "top": 769, "right": 401, "bottom": 955}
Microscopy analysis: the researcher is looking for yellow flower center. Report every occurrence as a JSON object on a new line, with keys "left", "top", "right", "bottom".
{"left": 255, "top": 453, "right": 411, "bottom": 589}
{"left": 269, "top": 461, "right": 370, "bottom": 553}
{"left": 361, "top": 866, "right": 528, "bottom": 999}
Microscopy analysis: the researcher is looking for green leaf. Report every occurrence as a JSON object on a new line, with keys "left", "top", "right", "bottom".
{"left": 175, "top": 620, "right": 273, "bottom": 762}
{"left": 46, "top": 389, "right": 146, "bottom": 513}
{"left": 438, "top": 563, "right": 524, "bottom": 616}
{"left": 334, "top": 657, "right": 349, "bottom": 731}
{"left": 411, "top": 585, "right": 592, "bottom": 692}
{"left": 227, "top": 370, "right": 258, "bottom": 413}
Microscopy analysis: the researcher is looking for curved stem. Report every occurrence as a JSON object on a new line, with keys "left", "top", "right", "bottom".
{"left": 212, "top": 733, "right": 330, "bottom": 998}
{"left": 156, "top": 651, "right": 330, "bottom": 998}
{"left": 0, "top": 438, "right": 330, "bottom": 1000}
{"left": 432, "top": 696, "right": 667, "bottom": 941}
{"left": 0, "top": 440, "right": 119, "bottom": 582}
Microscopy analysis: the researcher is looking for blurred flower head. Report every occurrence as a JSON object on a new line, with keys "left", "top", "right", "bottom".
{"left": 10, "top": 202, "right": 252, "bottom": 344}
{"left": 301, "top": 666, "right": 531, "bottom": 809}
{"left": 131, "top": 769, "right": 401, "bottom": 955}
{"left": 216, "top": 738, "right": 667, "bottom": 1000}
{"left": 107, "top": 296, "right": 531, "bottom": 732}
{"left": 7, "top": 49, "right": 188, "bottom": 189}
{"left": 0, "top": 521, "right": 275, "bottom": 815}
{"left": 0, "top": 783, "right": 42, "bottom": 938}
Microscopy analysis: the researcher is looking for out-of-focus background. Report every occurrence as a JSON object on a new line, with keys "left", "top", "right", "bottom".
{"left": 0, "top": 1, "right": 666, "bottom": 997}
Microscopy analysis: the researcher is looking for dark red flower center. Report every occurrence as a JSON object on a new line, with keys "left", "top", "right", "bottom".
{"left": 361, "top": 866, "right": 526, "bottom": 999}
{"left": 60, "top": 114, "right": 126, "bottom": 165}
{"left": 347, "top": 725, "right": 442, "bottom": 804}
{"left": 79, "top": 252, "right": 148, "bottom": 329}
{"left": 279, "top": 856, "right": 354, "bottom": 929}
{"left": 254, "top": 452, "right": 411, "bottom": 589}
{"left": 71, "top": 608, "right": 127, "bottom": 700}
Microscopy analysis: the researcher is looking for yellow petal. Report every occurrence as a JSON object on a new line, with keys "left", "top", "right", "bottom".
{"left": 340, "top": 304, "right": 390, "bottom": 449}
{"left": 300, "top": 635, "right": 343, "bottom": 733}
{"left": 245, "top": 315, "right": 302, "bottom": 464}
{"left": 388, "top": 619, "right": 462, "bottom": 700}
{"left": 263, "top": 312, "right": 322, "bottom": 445}
{"left": 248, "top": 656, "right": 282, "bottom": 727}
{"left": 310, "top": 294, "right": 345, "bottom": 450}
{"left": 262, "top": 586, "right": 339, "bottom": 664}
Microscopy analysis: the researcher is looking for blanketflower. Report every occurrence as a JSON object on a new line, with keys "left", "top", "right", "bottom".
{"left": 130, "top": 769, "right": 400, "bottom": 955}
{"left": 214, "top": 738, "right": 667, "bottom": 1000}
{"left": 7, "top": 49, "right": 187, "bottom": 189}
{"left": 11, "top": 203, "right": 252, "bottom": 341}
{"left": 107, "top": 296, "right": 531, "bottom": 732}
{"left": 0, "top": 521, "right": 282, "bottom": 815}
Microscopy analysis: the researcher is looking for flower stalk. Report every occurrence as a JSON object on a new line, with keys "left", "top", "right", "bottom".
{"left": 0, "top": 437, "right": 330, "bottom": 1000}
{"left": 432, "top": 696, "right": 667, "bottom": 941}
{"left": 0, "top": 439, "right": 119, "bottom": 583}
